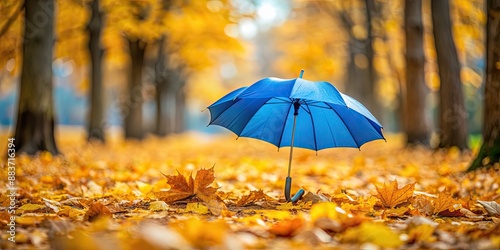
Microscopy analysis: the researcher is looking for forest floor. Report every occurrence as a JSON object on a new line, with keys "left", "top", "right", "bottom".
{"left": 0, "top": 129, "right": 499, "bottom": 250}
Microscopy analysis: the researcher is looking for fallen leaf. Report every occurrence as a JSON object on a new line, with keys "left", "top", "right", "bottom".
{"left": 149, "top": 201, "right": 169, "bottom": 211}
{"left": 193, "top": 167, "right": 218, "bottom": 201}
{"left": 342, "top": 222, "right": 403, "bottom": 248}
{"left": 375, "top": 180, "right": 415, "bottom": 208}
{"left": 310, "top": 202, "right": 345, "bottom": 222}
{"left": 236, "top": 190, "right": 268, "bottom": 206}
{"left": 18, "top": 204, "right": 46, "bottom": 212}
{"left": 477, "top": 200, "right": 500, "bottom": 216}
{"left": 136, "top": 181, "right": 154, "bottom": 194}
{"left": 412, "top": 195, "right": 434, "bottom": 216}
{"left": 205, "top": 198, "right": 227, "bottom": 216}
{"left": 407, "top": 224, "right": 436, "bottom": 243}
{"left": 432, "top": 192, "right": 457, "bottom": 215}
{"left": 155, "top": 170, "right": 195, "bottom": 203}
{"left": 16, "top": 216, "right": 43, "bottom": 226}
{"left": 185, "top": 202, "right": 210, "bottom": 215}
{"left": 155, "top": 167, "right": 217, "bottom": 203}
{"left": 268, "top": 217, "right": 304, "bottom": 237}
{"left": 301, "top": 192, "right": 329, "bottom": 204}
{"left": 172, "top": 217, "right": 229, "bottom": 249}
{"left": 385, "top": 206, "right": 409, "bottom": 217}
{"left": 84, "top": 202, "right": 112, "bottom": 222}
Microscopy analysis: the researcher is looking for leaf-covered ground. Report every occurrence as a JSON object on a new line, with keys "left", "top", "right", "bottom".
{"left": 0, "top": 130, "right": 499, "bottom": 250}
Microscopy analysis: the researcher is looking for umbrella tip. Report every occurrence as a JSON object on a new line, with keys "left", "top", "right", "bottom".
{"left": 299, "top": 69, "right": 304, "bottom": 78}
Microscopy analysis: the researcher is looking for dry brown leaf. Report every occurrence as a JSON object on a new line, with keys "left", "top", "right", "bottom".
{"left": 83, "top": 202, "right": 112, "bottom": 222}
{"left": 412, "top": 195, "right": 434, "bottom": 216}
{"left": 301, "top": 192, "right": 330, "bottom": 204}
{"left": 193, "top": 167, "right": 218, "bottom": 202}
{"left": 477, "top": 200, "right": 500, "bottom": 217}
{"left": 155, "top": 170, "right": 195, "bottom": 203}
{"left": 205, "top": 197, "right": 227, "bottom": 216}
{"left": 375, "top": 180, "right": 415, "bottom": 208}
{"left": 236, "top": 190, "right": 268, "bottom": 206}
{"left": 155, "top": 167, "right": 217, "bottom": 203}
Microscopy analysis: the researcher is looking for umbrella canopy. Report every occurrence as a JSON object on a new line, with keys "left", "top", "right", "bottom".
{"left": 207, "top": 71, "right": 385, "bottom": 201}
{"left": 208, "top": 78, "right": 384, "bottom": 150}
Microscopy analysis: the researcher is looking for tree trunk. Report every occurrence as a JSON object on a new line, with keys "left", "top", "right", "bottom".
{"left": 468, "top": 0, "right": 500, "bottom": 171}
{"left": 87, "top": 0, "right": 105, "bottom": 142}
{"left": 343, "top": 1, "right": 379, "bottom": 119}
{"left": 364, "top": 0, "right": 378, "bottom": 119}
{"left": 174, "top": 84, "right": 186, "bottom": 134}
{"left": 404, "top": 0, "right": 430, "bottom": 145}
{"left": 13, "top": 0, "right": 59, "bottom": 155}
{"left": 125, "top": 39, "right": 146, "bottom": 140}
{"left": 154, "top": 36, "right": 172, "bottom": 136}
{"left": 431, "top": 0, "right": 468, "bottom": 150}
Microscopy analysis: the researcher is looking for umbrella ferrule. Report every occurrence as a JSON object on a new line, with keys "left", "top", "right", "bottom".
{"left": 293, "top": 101, "right": 301, "bottom": 116}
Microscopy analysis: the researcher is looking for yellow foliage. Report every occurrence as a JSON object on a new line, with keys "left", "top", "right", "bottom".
{"left": 185, "top": 202, "right": 210, "bottom": 215}
{"left": 0, "top": 126, "right": 498, "bottom": 249}
{"left": 310, "top": 202, "right": 341, "bottom": 222}
{"left": 342, "top": 222, "right": 403, "bottom": 248}
{"left": 172, "top": 217, "right": 229, "bottom": 248}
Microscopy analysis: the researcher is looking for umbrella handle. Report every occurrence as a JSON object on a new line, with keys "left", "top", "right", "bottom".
{"left": 291, "top": 189, "right": 305, "bottom": 203}
{"left": 285, "top": 177, "right": 292, "bottom": 201}
{"left": 284, "top": 177, "right": 305, "bottom": 202}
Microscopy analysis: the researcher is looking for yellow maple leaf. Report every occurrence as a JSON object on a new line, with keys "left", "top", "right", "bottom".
{"left": 432, "top": 192, "right": 457, "bottom": 215}
{"left": 375, "top": 180, "right": 415, "bottom": 208}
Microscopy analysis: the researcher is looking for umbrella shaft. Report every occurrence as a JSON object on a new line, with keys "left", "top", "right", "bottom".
{"left": 287, "top": 114, "right": 297, "bottom": 177}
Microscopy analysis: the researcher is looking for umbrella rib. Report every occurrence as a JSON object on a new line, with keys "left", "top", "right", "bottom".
{"left": 276, "top": 101, "right": 295, "bottom": 148}
{"left": 307, "top": 103, "right": 334, "bottom": 109}
{"left": 304, "top": 102, "right": 318, "bottom": 151}
{"left": 325, "top": 103, "right": 361, "bottom": 148}
{"left": 208, "top": 98, "right": 242, "bottom": 125}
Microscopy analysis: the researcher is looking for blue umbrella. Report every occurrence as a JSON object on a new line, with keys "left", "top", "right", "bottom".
{"left": 207, "top": 70, "right": 384, "bottom": 202}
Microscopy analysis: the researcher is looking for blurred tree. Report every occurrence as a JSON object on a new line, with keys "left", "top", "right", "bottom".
{"left": 431, "top": 0, "right": 468, "bottom": 150}
{"left": 278, "top": 1, "right": 381, "bottom": 120}
{"left": 404, "top": 0, "right": 430, "bottom": 145}
{"left": 13, "top": 0, "right": 59, "bottom": 154}
{"left": 323, "top": 0, "right": 379, "bottom": 117}
{"left": 468, "top": 0, "right": 500, "bottom": 171}
{"left": 126, "top": 37, "right": 147, "bottom": 140}
{"left": 154, "top": 34, "right": 171, "bottom": 136}
{"left": 103, "top": 0, "right": 165, "bottom": 140}
{"left": 87, "top": 0, "right": 105, "bottom": 142}
{"left": 273, "top": 2, "right": 346, "bottom": 85}
{"left": 154, "top": 0, "right": 242, "bottom": 135}
{"left": 153, "top": 0, "right": 172, "bottom": 136}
